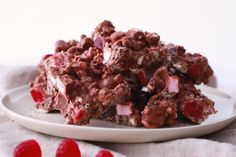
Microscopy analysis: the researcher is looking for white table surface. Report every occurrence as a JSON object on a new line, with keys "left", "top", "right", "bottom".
{"left": 0, "top": 0, "right": 236, "bottom": 96}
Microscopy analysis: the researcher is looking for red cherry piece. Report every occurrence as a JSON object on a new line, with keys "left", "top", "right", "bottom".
{"left": 30, "top": 89, "right": 44, "bottom": 102}
{"left": 73, "top": 108, "right": 86, "bottom": 124}
{"left": 191, "top": 105, "right": 203, "bottom": 119}
{"left": 137, "top": 69, "right": 148, "bottom": 86}
{"left": 183, "top": 101, "right": 202, "bottom": 120}
{"left": 56, "top": 139, "right": 81, "bottom": 157}
{"left": 96, "top": 150, "right": 114, "bottom": 157}
{"left": 14, "top": 139, "right": 41, "bottom": 157}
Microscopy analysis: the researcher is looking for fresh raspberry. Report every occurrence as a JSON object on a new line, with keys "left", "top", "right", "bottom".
{"left": 56, "top": 139, "right": 81, "bottom": 157}
{"left": 96, "top": 150, "right": 114, "bottom": 157}
{"left": 14, "top": 139, "right": 41, "bottom": 157}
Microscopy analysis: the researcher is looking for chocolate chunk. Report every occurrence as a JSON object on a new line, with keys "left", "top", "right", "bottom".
{"left": 94, "top": 20, "right": 115, "bottom": 36}
{"left": 79, "top": 35, "right": 94, "bottom": 50}
{"left": 126, "top": 28, "right": 145, "bottom": 41}
{"left": 56, "top": 74, "right": 75, "bottom": 97}
{"left": 55, "top": 40, "right": 69, "bottom": 52}
{"left": 101, "top": 106, "right": 116, "bottom": 120}
{"left": 147, "top": 66, "right": 169, "bottom": 93}
{"left": 110, "top": 31, "right": 126, "bottom": 42}
{"left": 145, "top": 32, "right": 160, "bottom": 46}
{"left": 142, "top": 95, "right": 177, "bottom": 128}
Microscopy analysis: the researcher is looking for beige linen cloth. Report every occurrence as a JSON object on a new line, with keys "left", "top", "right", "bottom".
{"left": 0, "top": 65, "right": 236, "bottom": 157}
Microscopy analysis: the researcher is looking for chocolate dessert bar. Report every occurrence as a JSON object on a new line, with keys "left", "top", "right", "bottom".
{"left": 30, "top": 20, "right": 216, "bottom": 128}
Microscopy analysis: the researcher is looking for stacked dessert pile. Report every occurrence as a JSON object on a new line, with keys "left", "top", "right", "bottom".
{"left": 30, "top": 20, "right": 216, "bottom": 128}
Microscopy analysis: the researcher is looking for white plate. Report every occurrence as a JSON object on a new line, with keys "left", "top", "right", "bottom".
{"left": 1, "top": 85, "right": 236, "bottom": 143}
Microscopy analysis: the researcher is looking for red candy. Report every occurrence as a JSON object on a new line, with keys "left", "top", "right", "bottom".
{"left": 73, "top": 108, "right": 86, "bottom": 123}
{"left": 30, "top": 89, "right": 44, "bottom": 102}
{"left": 183, "top": 101, "right": 202, "bottom": 120}
{"left": 14, "top": 139, "right": 41, "bottom": 157}
{"left": 96, "top": 150, "right": 114, "bottom": 157}
{"left": 56, "top": 139, "right": 81, "bottom": 157}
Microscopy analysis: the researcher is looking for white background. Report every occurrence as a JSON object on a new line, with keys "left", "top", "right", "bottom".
{"left": 0, "top": 0, "right": 236, "bottom": 95}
